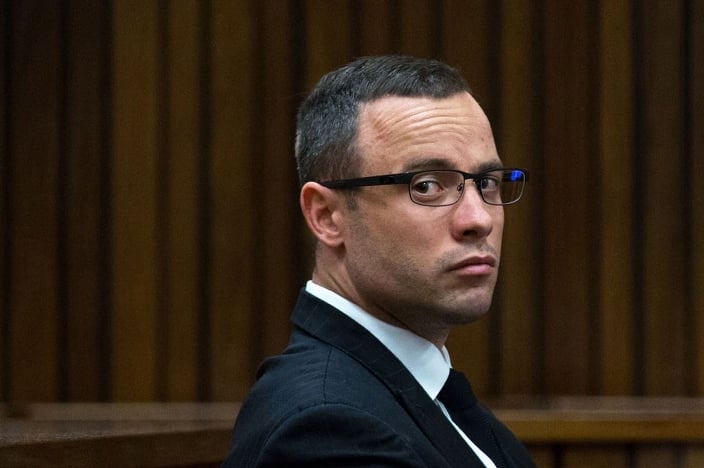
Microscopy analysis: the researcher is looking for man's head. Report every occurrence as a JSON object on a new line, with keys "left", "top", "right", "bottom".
{"left": 297, "top": 56, "right": 523, "bottom": 347}
{"left": 295, "top": 56, "right": 471, "bottom": 188}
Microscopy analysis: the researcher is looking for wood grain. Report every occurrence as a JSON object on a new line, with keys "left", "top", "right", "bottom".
{"left": 1, "top": 0, "right": 702, "bottom": 404}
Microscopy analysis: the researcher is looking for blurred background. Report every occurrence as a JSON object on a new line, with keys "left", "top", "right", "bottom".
{"left": 1, "top": 0, "right": 702, "bottom": 403}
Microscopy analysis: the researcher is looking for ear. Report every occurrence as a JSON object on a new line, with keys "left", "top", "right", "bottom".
{"left": 300, "top": 182, "right": 346, "bottom": 248}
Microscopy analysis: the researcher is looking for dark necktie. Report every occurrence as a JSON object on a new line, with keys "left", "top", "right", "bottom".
{"left": 438, "top": 369, "right": 507, "bottom": 468}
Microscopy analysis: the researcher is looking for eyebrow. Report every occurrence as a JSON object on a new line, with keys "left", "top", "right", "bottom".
{"left": 477, "top": 160, "right": 505, "bottom": 173}
{"left": 401, "top": 157, "right": 504, "bottom": 173}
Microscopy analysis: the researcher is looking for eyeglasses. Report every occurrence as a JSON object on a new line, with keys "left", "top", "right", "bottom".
{"left": 320, "top": 168, "right": 528, "bottom": 207}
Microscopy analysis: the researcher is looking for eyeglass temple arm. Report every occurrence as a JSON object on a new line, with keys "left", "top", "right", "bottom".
{"left": 503, "top": 169, "right": 529, "bottom": 182}
{"left": 319, "top": 173, "right": 410, "bottom": 188}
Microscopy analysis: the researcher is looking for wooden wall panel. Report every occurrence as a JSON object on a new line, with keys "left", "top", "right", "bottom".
{"left": 527, "top": 447, "right": 555, "bottom": 468}
{"left": 397, "top": 0, "right": 438, "bottom": 57}
{"left": 159, "top": 0, "right": 200, "bottom": 401}
{"left": 633, "top": 446, "right": 678, "bottom": 468}
{"left": 209, "top": 0, "right": 256, "bottom": 401}
{"left": 522, "top": 444, "right": 704, "bottom": 468}
{"left": 111, "top": 0, "right": 159, "bottom": 401}
{"left": 1, "top": 0, "right": 703, "bottom": 405}
{"left": 442, "top": 0, "right": 495, "bottom": 111}
{"left": 357, "top": 0, "right": 396, "bottom": 54}
{"left": 685, "top": 447, "right": 704, "bottom": 468}
{"left": 6, "top": 1, "right": 61, "bottom": 402}
{"left": 692, "top": 0, "right": 704, "bottom": 396}
{"left": 305, "top": 0, "right": 353, "bottom": 78}
{"left": 256, "top": 0, "right": 300, "bottom": 360}
{"left": 542, "top": 0, "right": 594, "bottom": 394}
{"left": 1, "top": 0, "right": 9, "bottom": 401}
{"left": 597, "top": 0, "right": 636, "bottom": 395}
{"left": 64, "top": 0, "right": 106, "bottom": 401}
{"left": 562, "top": 447, "right": 629, "bottom": 468}
{"left": 640, "top": 0, "right": 687, "bottom": 396}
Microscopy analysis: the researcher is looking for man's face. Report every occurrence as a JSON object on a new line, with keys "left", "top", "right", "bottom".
{"left": 340, "top": 92, "right": 504, "bottom": 344}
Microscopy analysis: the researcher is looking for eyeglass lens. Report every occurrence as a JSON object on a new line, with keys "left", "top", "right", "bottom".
{"left": 409, "top": 170, "right": 524, "bottom": 206}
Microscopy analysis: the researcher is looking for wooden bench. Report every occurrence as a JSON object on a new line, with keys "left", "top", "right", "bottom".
{"left": 1, "top": 398, "right": 703, "bottom": 467}
{"left": 495, "top": 397, "right": 704, "bottom": 467}
{"left": 0, "top": 403, "right": 239, "bottom": 467}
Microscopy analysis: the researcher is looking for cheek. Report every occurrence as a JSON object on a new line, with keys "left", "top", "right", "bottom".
{"left": 491, "top": 213, "right": 505, "bottom": 253}
{"left": 361, "top": 216, "right": 413, "bottom": 250}
{"left": 348, "top": 211, "right": 424, "bottom": 266}
{"left": 374, "top": 211, "right": 436, "bottom": 247}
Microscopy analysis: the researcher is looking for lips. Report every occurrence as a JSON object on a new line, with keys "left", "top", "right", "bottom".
{"left": 448, "top": 255, "right": 497, "bottom": 275}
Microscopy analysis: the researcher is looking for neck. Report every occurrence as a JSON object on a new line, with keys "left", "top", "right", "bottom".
{"left": 310, "top": 270, "right": 450, "bottom": 349}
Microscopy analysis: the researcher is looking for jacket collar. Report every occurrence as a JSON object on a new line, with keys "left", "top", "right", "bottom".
{"left": 291, "top": 289, "right": 482, "bottom": 467}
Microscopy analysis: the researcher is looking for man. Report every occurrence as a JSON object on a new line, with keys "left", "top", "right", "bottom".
{"left": 222, "top": 56, "right": 533, "bottom": 467}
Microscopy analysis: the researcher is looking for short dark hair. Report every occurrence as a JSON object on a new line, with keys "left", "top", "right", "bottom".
{"left": 294, "top": 56, "right": 471, "bottom": 187}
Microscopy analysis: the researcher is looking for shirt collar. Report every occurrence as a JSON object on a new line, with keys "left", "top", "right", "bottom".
{"left": 306, "top": 281, "right": 451, "bottom": 400}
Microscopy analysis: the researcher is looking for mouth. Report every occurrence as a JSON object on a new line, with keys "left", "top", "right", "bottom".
{"left": 448, "top": 255, "right": 497, "bottom": 276}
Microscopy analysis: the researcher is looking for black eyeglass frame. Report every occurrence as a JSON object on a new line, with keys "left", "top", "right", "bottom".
{"left": 319, "top": 168, "right": 529, "bottom": 207}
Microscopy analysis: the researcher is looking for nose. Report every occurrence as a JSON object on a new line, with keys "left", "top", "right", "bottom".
{"left": 451, "top": 185, "right": 497, "bottom": 241}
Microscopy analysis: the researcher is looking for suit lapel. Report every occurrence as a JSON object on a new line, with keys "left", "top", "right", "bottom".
{"left": 291, "top": 290, "right": 485, "bottom": 467}
{"left": 392, "top": 378, "right": 487, "bottom": 467}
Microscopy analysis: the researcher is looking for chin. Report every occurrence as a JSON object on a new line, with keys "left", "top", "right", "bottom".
{"left": 434, "top": 300, "right": 491, "bottom": 327}
{"left": 455, "top": 307, "right": 491, "bottom": 325}
{"left": 448, "top": 294, "right": 494, "bottom": 323}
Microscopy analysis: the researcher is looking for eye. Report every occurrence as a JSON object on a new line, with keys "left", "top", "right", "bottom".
{"left": 409, "top": 171, "right": 464, "bottom": 205}
{"left": 479, "top": 175, "right": 501, "bottom": 192}
{"left": 408, "top": 171, "right": 466, "bottom": 206}
{"left": 413, "top": 179, "right": 442, "bottom": 195}
{"left": 411, "top": 173, "right": 446, "bottom": 197}
{"left": 411, "top": 174, "right": 447, "bottom": 204}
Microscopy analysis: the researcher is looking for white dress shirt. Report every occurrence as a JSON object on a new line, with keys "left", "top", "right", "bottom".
{"left": 305, "top": 281, "right": 496, "bottom": 468}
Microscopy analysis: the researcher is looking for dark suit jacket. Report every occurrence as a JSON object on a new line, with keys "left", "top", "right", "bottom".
{"left": 222, "top": 290, "right": 534, "bottom": 467}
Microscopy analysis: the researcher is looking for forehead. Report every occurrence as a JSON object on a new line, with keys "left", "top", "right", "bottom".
{"left": 356, "top": 93, "right": 499, "bottom": 172}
